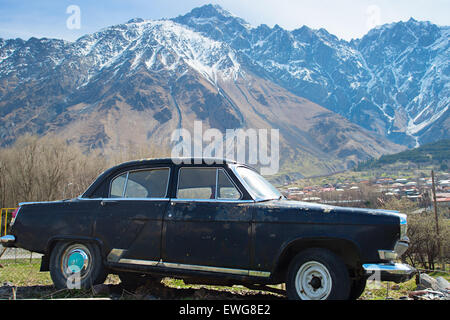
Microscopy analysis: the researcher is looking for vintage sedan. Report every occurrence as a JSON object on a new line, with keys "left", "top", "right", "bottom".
{"left": 1, "top": 158, "right": 415, "bottom": 300}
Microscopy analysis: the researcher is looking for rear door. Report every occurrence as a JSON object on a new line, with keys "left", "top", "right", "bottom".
{"left": 94, "top": 167, "right": 171, "bottom": 263}
{"left": 162, "top": 166, "right": 252, "bottom": 272}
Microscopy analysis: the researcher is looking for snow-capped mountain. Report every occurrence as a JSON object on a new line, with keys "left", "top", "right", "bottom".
{"left": 0, "top": 4, "right": 446, "bottom": 176}
{"left": 174, "top": 5, "right": 449, "bottom": 147}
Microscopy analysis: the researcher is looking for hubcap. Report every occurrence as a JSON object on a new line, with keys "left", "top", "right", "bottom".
{"left": 61, "top": 244, "right": 92, "bottom": 280}
{"left": 295, "top": 261, "right": 332, "bottom": 300}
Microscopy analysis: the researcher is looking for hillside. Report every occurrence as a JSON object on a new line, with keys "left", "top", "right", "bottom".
{"left": 356, "top": 139, "right": 450, "bottom": 171}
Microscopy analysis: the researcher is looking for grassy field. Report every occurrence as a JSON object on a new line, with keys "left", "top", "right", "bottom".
{"left": 2, "top": 258, "right": 446, "bottom": 300}
{"left": 0, "top": 259, "right": 282, "bottom": 300}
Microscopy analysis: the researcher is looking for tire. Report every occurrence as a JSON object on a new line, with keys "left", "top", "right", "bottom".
{"left": 286, "top": 248, "right": 351, "bottom": 300}
{"left": 118, "top": 272, "right": 161, "bottom": 291}
{"left": 49, "top": 241, "right": 107, "bottom": 289}
{"left": 349, "top": 277, "right": 367, "bottom": 300}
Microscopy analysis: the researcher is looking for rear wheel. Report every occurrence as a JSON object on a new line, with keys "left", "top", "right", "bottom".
{"left": 286, "top": 248, "right": 351, "bottom": 300}
{"left": 49, "top": 241, "right": 107, "bottom": 289}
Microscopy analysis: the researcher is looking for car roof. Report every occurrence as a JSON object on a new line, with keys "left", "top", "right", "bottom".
{"left": 81, "top": 158, "right": 253, "bottom": 198}
{"left": 113, "top": 157, "right": 241, "bottom": 168}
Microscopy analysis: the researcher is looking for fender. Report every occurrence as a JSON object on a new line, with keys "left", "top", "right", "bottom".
{"left": 271, "top": 236, "right": 363, "bottom": 276}
{"left": 45, "top": 235, "right": 105, "bottom": 256}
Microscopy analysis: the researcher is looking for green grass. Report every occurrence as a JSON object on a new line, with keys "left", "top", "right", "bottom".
{"left": 360, "top": 278, "right": 417, "bottom": 300}
{"left": 0, "top": 259, "right": 52, "bottom": 286}
{"left": 0, "top": 259, "right": 118, "bottom": 299}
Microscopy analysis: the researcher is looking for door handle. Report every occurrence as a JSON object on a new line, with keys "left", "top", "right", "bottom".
{"left": 171, "top": 200, "right": 190, "bottom": 205}
{"left": 101, "top": 200, "right": 119, "bottom": 206}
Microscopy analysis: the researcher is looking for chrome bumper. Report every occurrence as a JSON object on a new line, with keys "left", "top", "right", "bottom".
{"left": 363, "top": 263, "right": 416, "bottom": 283}
{"left": 0, "top": 235, "right": 16, "bottom": 247}
{"left": 378, "top": 236, "right": 410, "bottom": 260}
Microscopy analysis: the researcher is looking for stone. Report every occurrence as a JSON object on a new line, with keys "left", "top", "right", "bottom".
{"left": 436, "top": 277, "right": 450, "bottom": 292}
{"left": 418, "top": 273, "right": 438, "bottom": 290}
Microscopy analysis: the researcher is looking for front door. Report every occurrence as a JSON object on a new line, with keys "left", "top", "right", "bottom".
{"left": 163, "top": 167, "right": 252, "bottom": 273}
{"left": 94, "top": 167, "right": 171, "bottom": 263}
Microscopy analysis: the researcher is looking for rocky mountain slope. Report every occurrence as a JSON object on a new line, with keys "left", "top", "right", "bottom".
{"left": 174, "top": 5, "right": 449, "bottom": 147}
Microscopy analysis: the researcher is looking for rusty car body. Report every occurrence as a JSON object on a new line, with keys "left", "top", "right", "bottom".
{"left": 1, "top": 158, "right": 415, "bottom": 299}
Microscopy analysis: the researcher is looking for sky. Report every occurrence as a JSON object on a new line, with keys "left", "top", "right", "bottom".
{"left": 0, "top": 0, "right": 449, "bottom": 41}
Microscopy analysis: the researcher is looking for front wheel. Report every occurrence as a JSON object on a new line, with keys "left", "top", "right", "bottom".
{"left": 349, "top": 277, "right": 367, "bottom": 300}
{"left": 286, "top": 248, "right": 351, "bottom": 300}
{"left": 49, "top": 241, "right": 107, "bottom": 289}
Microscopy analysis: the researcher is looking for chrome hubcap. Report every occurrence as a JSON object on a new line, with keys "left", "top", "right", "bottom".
{"left": 295, "top": 261, "right": 332, "bottom": 300}
{"left": 61, "top": 244, "right": 92, "bottom": 280}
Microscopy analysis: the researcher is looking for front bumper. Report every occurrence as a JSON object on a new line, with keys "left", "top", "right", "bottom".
{"left": 0, "top": 235, "right": 16, "bottom": 248}
{"left": 378, "top": 236, "right": 410, "bottom": 260}
{"left": 363, "top": 263, "right": 416, "bottom": 283}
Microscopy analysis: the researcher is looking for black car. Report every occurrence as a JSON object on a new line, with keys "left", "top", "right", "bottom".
{"left": 1, "top": 158, "right": 415, "bottom": 300}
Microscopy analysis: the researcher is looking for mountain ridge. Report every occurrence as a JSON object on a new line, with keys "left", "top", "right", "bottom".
{"left": 1, "top": 4, "right": 447, "bottom": 177}
{"left": 171, "top": 5, "right": 449, "bottom": 147}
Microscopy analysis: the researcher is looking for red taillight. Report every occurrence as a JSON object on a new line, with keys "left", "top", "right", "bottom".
{"left": 11, "top": 207, "right": 20, "bottom": 225}
{"left": 12, "top": 208, "right": 19, "bottom": 219}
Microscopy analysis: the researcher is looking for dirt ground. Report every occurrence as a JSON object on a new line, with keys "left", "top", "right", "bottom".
{"left": 0, "top": 279, "right": 286, "bottom": 300}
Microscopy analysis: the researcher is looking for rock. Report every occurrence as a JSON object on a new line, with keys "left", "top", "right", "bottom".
{"left": 436, "top": 277, "right": 450, "bottom": 292}
{"left": 92, "top": 284, "right": 110, "bottom": 296}
{"left": 419, "top": 273, "right": 439, "bottom": 290}
{"left": 408, "top": 289, "right": 447, "bottom": 300}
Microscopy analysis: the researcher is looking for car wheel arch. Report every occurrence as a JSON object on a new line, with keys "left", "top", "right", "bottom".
{"left": 46, "top": 236, "right": 105, "bottom": 257}
{"left": 41, "top": 236, "right": 105, "bottom": 272}
{"left": 270, "top": 237, "right": 363, "bottom": 282}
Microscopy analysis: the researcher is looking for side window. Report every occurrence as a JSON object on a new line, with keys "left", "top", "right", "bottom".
{"left": 177, "top": 168, "right": 216, "bottom": 199}
{"left": 217, "top": 169, "right": 241, "bottom": 200}
{"left": 109, "top": 168, "right": 170, "bottom": 198}
{"left": 110, "top": 173, "right": 127, "bottom": 198}
{"left": 176, "top": 167, "right": 241, "bottom": 200}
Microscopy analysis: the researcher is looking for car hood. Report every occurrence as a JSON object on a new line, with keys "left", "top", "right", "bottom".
{"left": 253, "top": 199, "right": 406, "bottom": 225}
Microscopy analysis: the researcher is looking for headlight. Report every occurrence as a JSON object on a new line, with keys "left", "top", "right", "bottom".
{"left": 399, "top": 213, "right": 407, "bottom": 238}
{"left": 400, "top": 223, "right": 407, "bottom": 238}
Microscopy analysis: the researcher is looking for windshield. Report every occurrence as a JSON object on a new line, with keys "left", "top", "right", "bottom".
{"left": 235, "top": 166, "right": 282, "bottom": 201}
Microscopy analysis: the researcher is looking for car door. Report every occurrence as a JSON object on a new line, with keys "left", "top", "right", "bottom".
{"left": 94, "top": 167, "right": 171, "bottom": 263}
{"left": 162, "top": 166, "right": 252, "bottom": 273}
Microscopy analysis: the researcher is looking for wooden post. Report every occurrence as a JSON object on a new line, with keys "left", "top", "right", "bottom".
{"left": 431, "top": 170, "right": 444, "bottom": 271}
